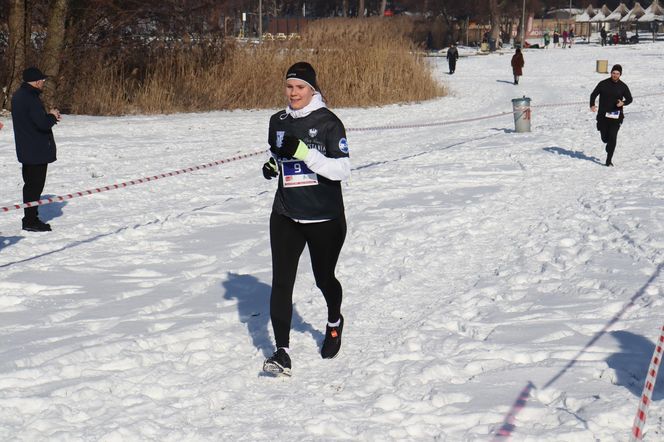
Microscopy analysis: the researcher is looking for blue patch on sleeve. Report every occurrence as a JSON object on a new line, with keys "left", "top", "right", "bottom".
{"left": 339, "top": 138, "right": 349, "bottom": 154}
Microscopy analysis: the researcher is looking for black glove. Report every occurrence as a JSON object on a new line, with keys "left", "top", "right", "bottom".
{"left": 262, "top": 157, "right": 278, "bottom": 180}
{"left": 271, "top": 134, "right": 308, "bottom": 159}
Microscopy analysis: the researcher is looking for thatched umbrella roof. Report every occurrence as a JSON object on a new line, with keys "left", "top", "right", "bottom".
{"left": 590, "top": 4, "right": 613, "bottom": 22}
{"left": 605, "top": 2, "right": 630, "bottom": 21}
{"left": 638, "top": 0, "right": 664, "bottom": 22}
{"left": 620, "top": 2, "right": 646, "bottom": 22}
{"left": 576, "top": 4, "right": 596, "bottom": 22}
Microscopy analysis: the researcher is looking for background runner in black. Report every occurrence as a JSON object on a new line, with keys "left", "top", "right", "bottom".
{"left": 590, "top": 64, "right": 632, "bottom": 167}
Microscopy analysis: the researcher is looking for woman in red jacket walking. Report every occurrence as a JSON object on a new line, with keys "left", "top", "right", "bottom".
{"left": 511, "top": 48, "right": 524, "bottom": 85}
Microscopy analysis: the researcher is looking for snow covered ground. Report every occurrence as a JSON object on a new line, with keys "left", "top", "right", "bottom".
{"left": 1, "top": 42, "right": 664, "bottom": 441}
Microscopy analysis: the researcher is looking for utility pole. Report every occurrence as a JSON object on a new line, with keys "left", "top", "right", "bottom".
{"left": 259, "top": 0, "right": 262, "bottom": 40}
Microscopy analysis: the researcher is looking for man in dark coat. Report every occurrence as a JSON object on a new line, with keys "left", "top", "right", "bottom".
{"left": 446, "top": 43, "right": 459, "bottom": 74}
{"left": 590, "top": 64, "right": 632, "bottom": 167}
{"left": 600, "top": 27, "right": 607, "bottom": 46}
{"left": 11, "top": 67, "right": 62, "bottom": 231}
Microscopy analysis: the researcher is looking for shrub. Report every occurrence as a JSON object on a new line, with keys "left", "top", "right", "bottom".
{"left": 64, "top": 17, "right": 446, "bottom": 115}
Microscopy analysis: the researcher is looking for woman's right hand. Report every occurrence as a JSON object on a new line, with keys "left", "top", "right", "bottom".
{"left": 262, "top": 157, "right": 278, "bottom": 180}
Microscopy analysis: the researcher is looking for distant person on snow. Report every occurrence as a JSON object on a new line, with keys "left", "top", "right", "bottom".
{"left": 447, "top": 43, "right": 459, "bottom": 74}
{"left": 590, "top": 64, "right": 633, "bottom": 167}
{"left": 612, "top": 33, "right": 619, "bottom": 45}
{"left": 511, "top": 48, "right": 524, "bottom": 85}
{"left": 11, "top": 67, "right": 62, "bottom": 232}
{"left": 600, "top": 27, "right": 607, "bottom": 46}
{"left": 261, "top": 62, "right": 351, "bottom": 376}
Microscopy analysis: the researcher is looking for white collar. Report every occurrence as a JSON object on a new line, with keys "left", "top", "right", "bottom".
{"left": 284, "top": 93, "right": 326, "bottom": 119}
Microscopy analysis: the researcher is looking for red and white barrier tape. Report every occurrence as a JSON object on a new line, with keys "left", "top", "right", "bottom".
{"left": 3, "top": 93, "right": 662, "bottom": 215}
{"left": 348, "top": 92, "right": 664, "bottom": 132}
{"left": 630, "top": 325, "right": 664, "bottom": 441}
{"left": 347, "top": 110, "right": 515, "bottom": 132}
{"left": 1, "top": 150, "right": 267, "bottom": 213}
{"left": 492, "top": 381, "right": 535, "bottom": 440}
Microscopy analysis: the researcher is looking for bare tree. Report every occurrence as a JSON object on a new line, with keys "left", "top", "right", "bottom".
{"left": 358, "top": 0, "right": 365, "bottom": 17}
{"left": 489, "top": 0, "right": 506, "bottom": 50}
{"left": 5, "top": 0, "right": 29, "bottom": 108}
{"left": 41, "top": 0, "right": 69, "bottom": 107}
{"left": 379, "top": 0, "right": 386, "bottom": 16}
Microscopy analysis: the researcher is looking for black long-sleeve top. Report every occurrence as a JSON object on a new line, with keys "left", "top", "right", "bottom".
{"left": 590, "top": 78, "right": 633, "bottom": 122}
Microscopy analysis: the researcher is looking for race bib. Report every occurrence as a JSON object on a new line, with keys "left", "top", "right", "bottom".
{"left": 605, "top": 110, "right": 620, "bottom": 119}
{"left": 281, "top": 160, "right": 318, "bottom": 188}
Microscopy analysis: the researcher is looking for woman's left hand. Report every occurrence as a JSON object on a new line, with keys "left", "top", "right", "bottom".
{"left": 271, "top": 135, "right": 309, "bottom": 160}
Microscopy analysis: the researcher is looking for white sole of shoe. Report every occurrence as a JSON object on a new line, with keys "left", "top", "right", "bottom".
{"left": 263, "top": 361, "right": 292, "bottom": 377}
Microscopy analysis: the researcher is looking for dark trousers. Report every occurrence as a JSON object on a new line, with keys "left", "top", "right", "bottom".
{"left": 597, "top": 118, "right": 621, "bottom": 164}
{"left": 269, "top": 212, "right": 347, "bottom": 348}
{"left": 22, "top": 164, "right": 48, "bottom": 222}
{"left": 448, "top": 60, "right": 456, "bottom": 73}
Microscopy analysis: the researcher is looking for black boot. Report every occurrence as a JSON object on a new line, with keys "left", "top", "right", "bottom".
{"left": 22, "top": 218, "right": 51, "bottom": 232}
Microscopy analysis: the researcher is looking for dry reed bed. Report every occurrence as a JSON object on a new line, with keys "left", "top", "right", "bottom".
{"left": 65, "top": 18, "right": 446, "bottom": 115}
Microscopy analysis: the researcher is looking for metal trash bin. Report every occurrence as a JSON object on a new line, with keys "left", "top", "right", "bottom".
{"left": 511, "top": 96, "right": 531, "bottom": 133}
{"left": 596, "top": 59, "right": 608, "bottom": 73}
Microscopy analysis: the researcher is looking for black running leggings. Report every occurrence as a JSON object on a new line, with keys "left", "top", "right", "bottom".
{"left": 269, "top": 212, "right": 346, "bottom": 348}
{"left": 598, "top": 118, "right": 621, "bottom": 164}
